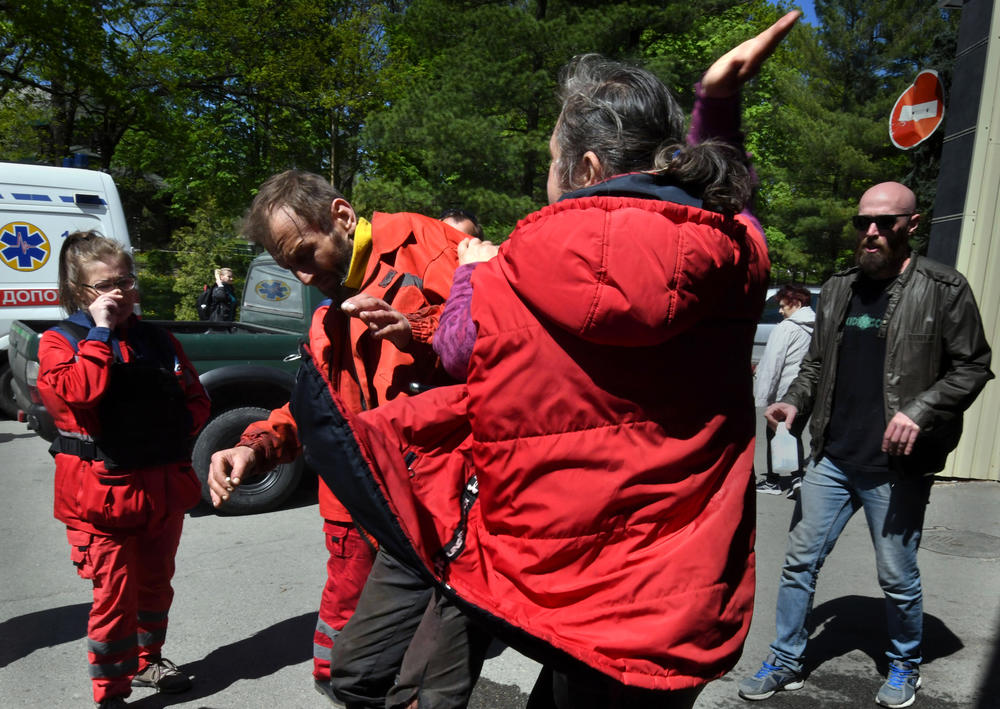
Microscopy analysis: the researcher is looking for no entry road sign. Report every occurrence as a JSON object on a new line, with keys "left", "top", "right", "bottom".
{"left": 890, "top": 70, "right": 946, "bottom": 150}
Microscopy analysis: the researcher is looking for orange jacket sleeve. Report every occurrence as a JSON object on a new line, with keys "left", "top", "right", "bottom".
{"left": 237, "top": 402, "right": 302, "bottom": 467}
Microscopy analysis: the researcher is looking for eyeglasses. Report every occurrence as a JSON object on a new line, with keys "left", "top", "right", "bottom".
{"left": 79, "top": 274, "right": 137, "bottom": 294}
{"left": 852, "top": 214, "right": 912, "bottom": 231}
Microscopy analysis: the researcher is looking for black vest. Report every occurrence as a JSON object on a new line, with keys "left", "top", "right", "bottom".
{"left": 49, "top": 319, "right": 194, "bottom": 469}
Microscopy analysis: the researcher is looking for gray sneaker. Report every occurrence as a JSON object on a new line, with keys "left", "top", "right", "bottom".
{"left": 131, "top": 657, "right": 191, "bottom": 693}
{"left": 876, "top": 660, "right": 921, "bottom": 708}
{"left": 738, "top": 654, "right": 804, "bottom": 700}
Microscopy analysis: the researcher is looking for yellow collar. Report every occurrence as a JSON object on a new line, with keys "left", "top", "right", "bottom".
{"left": 343, "top": 217, "right": 372, "bottom": 289}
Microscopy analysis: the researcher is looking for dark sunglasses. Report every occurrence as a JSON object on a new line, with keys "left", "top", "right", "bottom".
{"left": 852, "top": 214, "right": 912, "bottom": 231}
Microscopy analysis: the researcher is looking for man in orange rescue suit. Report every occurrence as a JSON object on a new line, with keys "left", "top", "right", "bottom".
{"left": 207, "top": 169, "right": 474, "bottom": 705}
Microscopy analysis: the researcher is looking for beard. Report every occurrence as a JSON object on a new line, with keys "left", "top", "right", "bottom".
{"left": 856, "top": 233, "right": 909, "bottom": 279}
{"left": 857, "top": 244, "right": 890, "bottom": 277}
{"left": 310, "top": 235, "right": 354, "bottom": 299}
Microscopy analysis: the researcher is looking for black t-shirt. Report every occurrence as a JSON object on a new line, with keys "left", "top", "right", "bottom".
{"left": 824, "top": 275, "right": 895, "bottom": 472}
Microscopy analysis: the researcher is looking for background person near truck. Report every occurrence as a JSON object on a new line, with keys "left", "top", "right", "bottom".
{"left": 197, "top": 267, "right": 237, "bottom": 321}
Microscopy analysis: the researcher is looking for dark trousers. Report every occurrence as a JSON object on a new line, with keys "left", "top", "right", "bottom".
{"left": 526, "top": 662, "right": 704, "bottom": 709}
{"left": 329, "top": 549, "right": 491, "bottom": 709}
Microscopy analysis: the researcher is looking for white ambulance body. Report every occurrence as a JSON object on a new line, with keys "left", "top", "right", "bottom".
{"left": 0, "top": 162, "right": 132, "bottom": 415}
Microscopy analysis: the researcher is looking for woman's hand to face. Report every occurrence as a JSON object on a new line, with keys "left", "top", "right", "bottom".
{"left": 81, "top": 258, "right": 138, "bottom": 329}
{"left": 88, "top": 291, "right": 129, "bottom": 329}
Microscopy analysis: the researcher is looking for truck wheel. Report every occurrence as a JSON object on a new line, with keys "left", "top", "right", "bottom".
{"left": 192, "top": 406, "right": 304, "bottom": 515}
{"left": 0, "top": 363, "right": 18, "bottom": 419}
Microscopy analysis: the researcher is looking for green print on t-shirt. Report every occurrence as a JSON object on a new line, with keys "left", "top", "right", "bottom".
{"left": 845, "top": 313, "right": 882, "bottom": 331}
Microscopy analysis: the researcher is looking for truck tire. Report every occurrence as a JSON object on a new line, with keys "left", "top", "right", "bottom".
{"left": 192, "top": 406, "right": 304, "bottom": 515}
{"left": 0, "top": 363, "right": 18, "bottom": 419}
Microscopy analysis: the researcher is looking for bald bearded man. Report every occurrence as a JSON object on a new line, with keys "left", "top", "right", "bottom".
{"left": 738, "top": 182, "right": 993, "bottom": 708}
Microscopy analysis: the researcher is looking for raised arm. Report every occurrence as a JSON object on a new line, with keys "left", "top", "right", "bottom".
{"left": 700, "top": 11, "right": 800, "bottom": 99}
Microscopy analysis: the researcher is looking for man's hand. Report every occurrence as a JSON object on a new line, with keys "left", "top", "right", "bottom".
{"left": 701, "top": 11, "right": 800, "bottom": 98}
{"left": 208, "top": 446, "right": 258, "bottom": 507}
{"left": 457, "top": 237, "right": 498, "bottom": 266}
{"left": 342, "top": 294, "right": 412, "bottom": 350}
{"left": 883, "top": 412, "right": 921, "bottom": 456}
{"left": 764, "top": 402, "right": 799, "bottom": 431}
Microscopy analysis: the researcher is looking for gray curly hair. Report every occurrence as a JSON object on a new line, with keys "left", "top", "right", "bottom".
{"left": 553, "top": 54, "right": 751, "bottom": 215}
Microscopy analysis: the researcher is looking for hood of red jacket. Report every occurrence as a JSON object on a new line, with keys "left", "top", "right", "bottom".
{"left": 495, "top": 174, "right": 756, "bottom": 347}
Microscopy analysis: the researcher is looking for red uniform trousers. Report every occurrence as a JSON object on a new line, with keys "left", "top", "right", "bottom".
{"left": 66, "top": 511, "right": 185, "bottom": 703}
{"left": 312, "top": 519, "right": 378, "bottom": 681}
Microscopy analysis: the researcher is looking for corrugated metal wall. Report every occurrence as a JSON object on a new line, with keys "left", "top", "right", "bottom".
{"left": 936, "top": 0, "right": 1000, "bottom": 480}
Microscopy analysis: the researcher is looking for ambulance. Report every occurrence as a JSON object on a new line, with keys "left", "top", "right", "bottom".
{"left": 0, "top": 162, "right": 132, "bottom": 417}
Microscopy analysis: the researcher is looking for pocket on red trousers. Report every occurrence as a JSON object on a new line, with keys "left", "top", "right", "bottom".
{"left": 65, "top": 528, "right": 95, "bottom": 579}
{"left": 77, "top": 469, "right": 150, "bottom": 530}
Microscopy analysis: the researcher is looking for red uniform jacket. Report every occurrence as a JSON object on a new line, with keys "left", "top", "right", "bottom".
{"left": 238, "top": 211, "right": 463, "bottom": 521}
{"left": 289, "top": 180, "right": 770, "bottom": 690}
{"left": 39, "top": 314, "right": 211, "bottom": 535}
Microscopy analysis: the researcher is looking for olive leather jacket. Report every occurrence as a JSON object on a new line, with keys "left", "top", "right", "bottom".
{"left": 783, "top": 253, "right": 993, "bottom": 475}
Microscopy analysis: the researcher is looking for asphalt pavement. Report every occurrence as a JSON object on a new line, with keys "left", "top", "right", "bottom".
{"left": 1, "top": 416, "right": 998, "bottom": 708}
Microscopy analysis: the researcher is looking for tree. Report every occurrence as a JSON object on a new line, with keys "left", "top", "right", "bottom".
{"left": 0, "top": 0, "right": 964, "bottom": 303}
{"left": 0, "top": 1, "right": 176, "bottom": 169}
{"left": 750, "top": 0, "right": 958, "bottom": 280}
{"left": 352, "top": 0, "right": 746, "bottom": 239}
{"left": 145, "top": 0, "right": 397, "bottom": 215}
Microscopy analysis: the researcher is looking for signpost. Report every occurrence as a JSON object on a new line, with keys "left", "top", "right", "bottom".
{"left": 890, "top": 69, "right": 946, "bottom": 149}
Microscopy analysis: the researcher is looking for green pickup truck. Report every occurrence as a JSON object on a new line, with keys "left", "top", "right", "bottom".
{"left": 8, "top": 253, "right": 324, "bottom": 514}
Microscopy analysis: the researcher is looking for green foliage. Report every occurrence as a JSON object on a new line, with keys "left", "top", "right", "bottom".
{"left": 0, "top": 1, "right": 175, "bottom": 169}
{"left": 165, "top": 205, "right": 257, "bottom": 321}
{"left": 0, "top": 0, "right": 964, "bottom": 277}
{"left": 747, "top": 0, "right": 957, "bottom": 281}
{"left": 0, "top": 90, "right": 49, "bottom": 162}
{"left": 354, "top": 0, "right": 750, "bottom": 239}
{"left": 133, "top": 267, "right": 176, "bottom": 321}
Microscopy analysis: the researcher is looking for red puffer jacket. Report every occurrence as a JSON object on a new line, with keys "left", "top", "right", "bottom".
{"left": 290, "top": 186, "right": 769, "bottom": 690}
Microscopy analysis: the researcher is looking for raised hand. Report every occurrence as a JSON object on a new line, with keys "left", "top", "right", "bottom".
{"left": 701, "top": 11, "right": 801, "bottom": 98}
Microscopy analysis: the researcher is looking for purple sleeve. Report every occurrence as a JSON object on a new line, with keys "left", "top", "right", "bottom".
{"left": 433, "top": 263, "right": 479, "bottom": 380}
{"left": 687, "top": 82, "right": 743, "bottom": 147}
{"left": 687, "top": 83, "right": 764, "bottom": 239}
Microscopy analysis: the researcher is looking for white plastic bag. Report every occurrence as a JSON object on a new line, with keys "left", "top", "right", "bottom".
{"left": 771, "top": 423, "right": 798, "bottom": 474}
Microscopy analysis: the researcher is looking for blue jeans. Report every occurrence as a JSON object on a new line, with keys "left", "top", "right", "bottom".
{"left": 770, "top": 456, "right": 933, "bottom": 673}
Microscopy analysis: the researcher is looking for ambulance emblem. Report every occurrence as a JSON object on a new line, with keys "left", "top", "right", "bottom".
{"left": 0, "top": 222, "right": 51, "bottom": 272}
{"left": 255, "top": 279, "right": 291, "bottom": 301}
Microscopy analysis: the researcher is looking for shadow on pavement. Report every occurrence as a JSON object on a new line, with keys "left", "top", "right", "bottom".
{"left": 0, "top": 602, "right": 89, "bottom": 668}
{"left": 975, "top": 608, "right": 1000, "bottom": 709}
{"left": 0, "top": 430, "right": 41, "bottom": 443}
{"left": 804, "top": 594, "right": 963, "bottom": 677}
{"left": 127, "top": 612, "right": 314, "bottom": 707}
